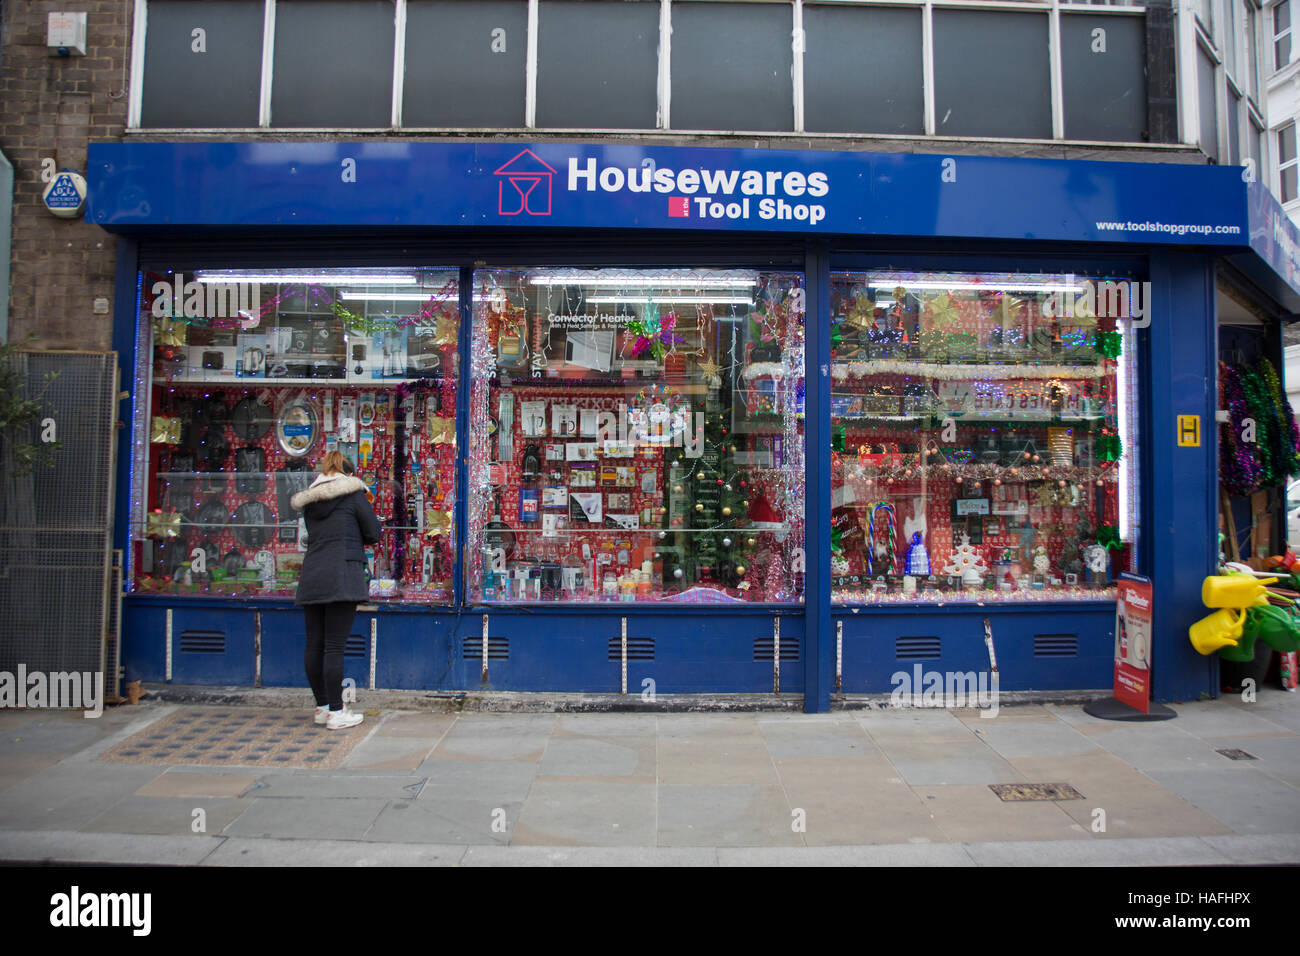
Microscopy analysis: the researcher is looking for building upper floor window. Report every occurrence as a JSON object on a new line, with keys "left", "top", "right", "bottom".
{"left": 1276, "top": 0, "right": 1293, "bottom": 70}
{"left": 131, "top": 0, "right": 1151, "bottom": 143}
{"left": 1279, "top": 121, "right": 1298, "bottom": 202}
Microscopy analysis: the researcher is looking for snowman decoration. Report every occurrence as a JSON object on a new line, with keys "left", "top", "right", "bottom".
{"left": 1082, "top": 543, "right": 1109, "bottom": 583}
{"left": 1032, "top": 545, "right": 1051, "bottom": 576}
{"left": 943, "top": 533, "right": 987, "bottom": 587}
{"left": 831, "top": 549, "right": 851, "bottom": 577}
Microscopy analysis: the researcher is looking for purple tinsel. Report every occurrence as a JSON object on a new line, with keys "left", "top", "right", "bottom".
{"left": 1220, "top": 364, "right": 1262, "bottom": 495}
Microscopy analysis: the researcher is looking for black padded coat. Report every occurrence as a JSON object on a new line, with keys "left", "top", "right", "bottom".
{"left": 290, "top": 474, "right": 381, "bottom": 605}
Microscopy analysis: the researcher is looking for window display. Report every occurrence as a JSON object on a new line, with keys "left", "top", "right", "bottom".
{"left": 466, "top": 268, "right": 805, "bottom": 603}
{"left": 131, "top": 268, "right": 460, "bottom": 603}
{"left": 829, "top": 270, "right": 1138, "bottom": 604}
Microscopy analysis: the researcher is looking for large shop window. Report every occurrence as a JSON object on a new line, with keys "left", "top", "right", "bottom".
{"left": 829, "top": 270, "right": 1140, "bottom": 605}
{"left": 466, "top": 269, "right": 805, "bottom": 604}
{"left": 132, "top": 268, "right": 461, "bottom": 603}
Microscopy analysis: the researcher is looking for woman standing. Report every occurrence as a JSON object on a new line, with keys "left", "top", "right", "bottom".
{"left": 290, "top": 450, "right": 381, "bottom": 729}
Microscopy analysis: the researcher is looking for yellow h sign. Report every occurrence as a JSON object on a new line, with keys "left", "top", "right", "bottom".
{"left": 1177, "top": 415, "right": 1201, "bottom": 447}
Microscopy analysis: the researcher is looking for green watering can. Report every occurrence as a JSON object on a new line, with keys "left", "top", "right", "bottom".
{"left": 1219, "top": 603, "right": 1300, "bottom": 662}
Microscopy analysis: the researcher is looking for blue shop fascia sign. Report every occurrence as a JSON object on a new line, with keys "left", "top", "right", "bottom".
{"left": 87, "top": 140, "right": 1300, "bottom": 298}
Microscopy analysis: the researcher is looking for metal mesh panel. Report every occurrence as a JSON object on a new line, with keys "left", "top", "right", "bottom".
{"left": 0, "top": 351, "right": 118, "bottom": 679}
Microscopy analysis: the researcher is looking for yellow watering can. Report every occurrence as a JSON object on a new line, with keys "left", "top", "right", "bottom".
{"left": 1201, "top": 575, "right": 1276, "bottom": 609}
{"left": 1189, "top": 607, "right": 1246, "bottom": 655}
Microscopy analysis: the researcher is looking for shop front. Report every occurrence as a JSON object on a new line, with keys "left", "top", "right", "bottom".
{"left": 86, "top": 142, "right": 1300, "bottom": 711}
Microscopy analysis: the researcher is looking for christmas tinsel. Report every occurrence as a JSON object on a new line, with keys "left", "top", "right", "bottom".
{"left": 1259, "top": 358, "right": 1300, "bottom": 479}
{"left": 1094, "top": 329, "right": 1123, "bottom": 360}
{"left": 1220, "top": 363, "right": 1262, "bottom": 495}
{"left": 1239, "top": 364, "right": 1278, "bottom": 487}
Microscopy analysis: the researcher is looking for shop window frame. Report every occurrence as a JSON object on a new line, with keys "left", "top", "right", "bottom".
{"left": 124, "top": 261, "right": 470, "bottom": 607}
{"left": 825, "top": 249, "right": 1149, "bottom": 608}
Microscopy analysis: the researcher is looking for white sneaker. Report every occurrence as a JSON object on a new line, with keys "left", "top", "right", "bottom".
{"left": 314, "top": 706, "right": 329, "bottom": 725}
{"left": 325, "top": 706, "right": 364, "bottom": 730}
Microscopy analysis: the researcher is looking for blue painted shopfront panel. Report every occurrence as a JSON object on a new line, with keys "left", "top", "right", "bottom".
{"left": 446, "top": 609, "right": 804, "bottom": 694}
{"left": 122, "top": 603, "right": 168, "bottom": 683}
{"left": 87, "top": 142, "right": 1250, "bottom": 248}
{"left": 260, "top": 606, "right": 373, "bottom": 690}
{"left": 837, "top": 604, "right": 1115, "bottom": 694}
{"left": 166, "top": 605, "right": 256, "bottom": 685}
{"left": 371, "top": 610, "right": 458, "bottom": 690}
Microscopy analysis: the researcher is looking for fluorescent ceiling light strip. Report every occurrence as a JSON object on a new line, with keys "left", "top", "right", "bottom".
{"left": 340, "top": 292, "right": 469, "bottom": 301}
{"left": 195, "top": 273, "right": 419, "bottom": 285}
{"left": 586, "top": 295, "right": 754, "bottom": 305}
{"left": 529, "top": 277, "right": 758, "bottom": 288}
{"left": 867, "top": 280, "right": 1085, "bottom": 293}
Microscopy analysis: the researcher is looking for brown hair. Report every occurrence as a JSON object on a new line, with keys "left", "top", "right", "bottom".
{"left": 320, "top": 450, "right": 354, "bottom": 476}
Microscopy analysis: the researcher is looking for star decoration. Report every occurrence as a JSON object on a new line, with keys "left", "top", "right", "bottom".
{"left": 926, "top": 293, "right": 960, "bottom": 329}
{"left": 697, "top": 359, "right": 722, "bottom": 382}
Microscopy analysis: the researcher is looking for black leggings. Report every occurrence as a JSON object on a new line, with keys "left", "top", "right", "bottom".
{"left": 303, "top": 602, "right": 358, "bottom": 710}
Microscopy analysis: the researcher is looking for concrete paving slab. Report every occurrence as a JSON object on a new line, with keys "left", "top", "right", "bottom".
{"left": 513, "top": 781, "right": 657, "bottom": 845}
{"left": 417, "top": 759, "right": 538, "bottom": 803}
{"left": 536, "top": 736, "right": 655, "bottom": 781}
{"left": 853, "top": 708, "right": 972, "bottom": 740}
{"left": 757, "top": 719, "right": 876, "bottom": 758}
{"left": 364, "top": 798, "right": 519, "bottom": 845}
{"left": 555, "top": 714, "right": 660, "bottom": 737}
{"left": 1200, "top": 832, "right": 1300, "bottom": 864}
{"left": 953, "top": 705, "right": 1057, "bottom": 725}
{"left": 430, "top": 725, "right": 551, "bottom": 762}
{"left": 913, "top": 784, "right": 1088, "bottom": 843}
{"left": 81, "top": 795, "right": 252, "bottom": 836}
{"left": 136, "top": 771, "right": 258, "bottom": 798}
{"left": 1226, "top": 699, "right": 1300, "bottom": 733}
{"left": 0, "top": 753, "right": 63, "bottom": 794}
{"left": 658, "top": 784, "right": 800, "bottom": 847}
{"left": 963, "top": 835, "right": 1233, "bottom": 866}
{"left": 450, "top": 714, "right": 558, "bottom": 733}
{"left": 1042, "top": 702, "right": 1131, "bottom": 730}
{"left": 717, "top": 844, "right": 976, "bottom": 866}
{"left": 656, "top": 714, "right": 767, "bottom": 738}
{"left": 659, "top": 737, "right": 781, "bottom": 785}
{"left": 0, "top": 761, "right": 166, "bottom": 831}
{"left": 0, "top": 712, "right": 129, "bottom": 755}
{"left": 203, "top": 837, "right": 466, "bottom": 866}
{"left": 461, "top": 845, "right": 718, "bottom": 866}
{"left": 1085, "top": 725, "right": 1241, "bottom": 772}
{"left": 245, "top": 773, "right": 427, "bottom": 800}
{"left": 773, "top": 757, "right": 948, "bottom": 846}
{"left": 1009, "top": 753, "right": 1233, "bottom": 840}
{"left": 0, "top": 829, "right": 222, "bottom": 866}
{"left": 971, "top": 720, "right": 1103, "bottom": 759}
{"left": 341, "top": 736, "right": 440, "bottom": 771}
{"left": 1167, "top": 702, "right": 1299, "bottom": 739}
{"left": 875, "top": 737, "right": 1024, "bottom": 786}
{"left": 372, "top": 714, "right": 458, "bottom": 739}
{"left": 222, "top": 796, "right": 388, "bottom": 841}
{"left": 1194, "top": 734, "right": 1300, "bottom": 787}
{"left": 1147, "top": 767, "right": 1300, "bottom": 834}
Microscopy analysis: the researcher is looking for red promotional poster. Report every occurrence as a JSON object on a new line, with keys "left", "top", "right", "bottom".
{"left": 1114, "top": 573, "right": 1153, "bottom": 713}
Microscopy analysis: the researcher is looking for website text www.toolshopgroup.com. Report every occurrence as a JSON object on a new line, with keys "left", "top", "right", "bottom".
{"left": 1094, "top": 220, "right": 1244, "bottom": 237}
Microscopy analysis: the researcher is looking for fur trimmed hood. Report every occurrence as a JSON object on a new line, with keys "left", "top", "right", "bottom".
{"left": 290, "top": 474, "right": 367, "bottom": 512}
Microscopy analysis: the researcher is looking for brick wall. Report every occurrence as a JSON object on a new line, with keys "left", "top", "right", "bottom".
{"left": 1, "top": 1, "right": 131, "bottom": 350}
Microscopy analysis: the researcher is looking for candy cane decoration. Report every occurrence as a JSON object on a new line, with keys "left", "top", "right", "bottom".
{"left": 866, "top": 501, "right": 898, "bottom": 575}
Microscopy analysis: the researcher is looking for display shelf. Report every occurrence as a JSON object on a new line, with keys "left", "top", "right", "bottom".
{"left": 831, "top": 360, "right": 1105, "bottom": 380}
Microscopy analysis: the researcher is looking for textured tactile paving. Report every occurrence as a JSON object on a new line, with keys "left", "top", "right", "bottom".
{"left": 98, "top": 708, "right": 368, "bottom": 769}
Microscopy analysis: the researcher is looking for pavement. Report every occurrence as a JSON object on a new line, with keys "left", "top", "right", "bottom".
{"left": 1, "top": 687, "right": 1298, "bottom": 866}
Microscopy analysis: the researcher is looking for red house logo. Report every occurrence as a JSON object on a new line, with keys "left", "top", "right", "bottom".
{"left": 494, "top": 149, "right": 557, "bottom": 216}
